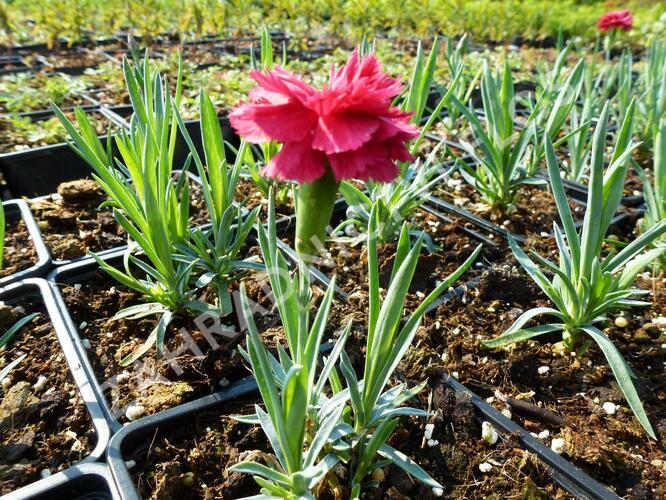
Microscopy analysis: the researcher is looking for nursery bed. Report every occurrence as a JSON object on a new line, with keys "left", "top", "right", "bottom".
{"left": 420, "top": 264, "right": 666, "bottom": 498}
{"left": 116, "top": 384, "right": 573, "bottom": 500}
{"left": 51, "top": 244, "right": 335, "bottom": 426}
{"left": 308, "top": 207, "right": 504, "bottom": 300}
{"left": 0, "top": 285, "right": 95, "bottom": 494}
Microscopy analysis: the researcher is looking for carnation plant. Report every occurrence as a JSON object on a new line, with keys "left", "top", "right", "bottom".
{"left": 55, "top": 53, "right": 255, "bottom": 364}
{"left": 54, "top": 53, "right": 204, "bottom": 364}
{"left": 525, "top": 59, "right": 586, "bottom": 177}
{"left": 173, "top": 90, "right": 262, "bottom": 315}
{"left": 451, "top": 61, "right": 539, "bottom": 211}
{"left": 483, "top": 102, "right": 666, "bottom": 439}
{"left": 230, "top": 48, "right": 419, "bottom": 259}
{"left": 596, "top": 10, "right": 633, "bottom": 59}
{"left": 232, "top": 195, "right": 481, "bottom": 498}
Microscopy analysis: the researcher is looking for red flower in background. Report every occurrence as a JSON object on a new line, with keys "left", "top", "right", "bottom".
{"left": 230, "top": 50, "right": 418, "bottom": 184}
{"left": 597, "top": 10, "right": 633, "bottom": 32}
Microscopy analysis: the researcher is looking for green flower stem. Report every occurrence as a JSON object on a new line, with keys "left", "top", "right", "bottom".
{"left": 296, "top": 166, "right": 340, "bottom": 260}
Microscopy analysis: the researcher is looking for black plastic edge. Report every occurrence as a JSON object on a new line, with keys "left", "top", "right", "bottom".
{"left": 2, "top": 462, "right": 120, "bottom": 500}
{"left": 0, "top": 199, "right": 52, "bottom": 286}
{"left": 444, "top": 374, "right": 620, "bottom": 500}
{"left": 0, "top": 279, "right": 111, "bottom": 469}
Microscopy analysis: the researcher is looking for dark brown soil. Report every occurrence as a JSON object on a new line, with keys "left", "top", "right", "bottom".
{"left": 235, "top": 177, "right": 294, "bottom": 221}
{"left": 290, "top": 207, "right": 507, "bottom": 304}
{"left": 434, "top": 178, "right": 586, "bottom": 238}
{"left": 126, "top": 322, "right": 571, "bottom": 499}
{"left": 30, "top": 176, "right": 209, "bottom": 260}
{"left": 0, "top": 212, "right": 38, "bottom": 278}
{"left": 0, "top": 296, "right": 94, "bottom": 494}
{"left": 419, "top": 265, "right": 666, "bottom": 498}
{"left": 56, "top": 253, "right": 335, "bottom": 423}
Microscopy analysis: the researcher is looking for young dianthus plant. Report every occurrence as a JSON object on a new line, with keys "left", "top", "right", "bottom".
{"left": 335, "top": 139, "right": 449, "bottom": 247}
{"left": 232, "top": 196, "right": 481, "bottom": 498}
{"left": 54, "top": 54, "right": 216, "bottom": 364}
{"left": 452, "top": 61, "right": 540, "bottom": 211}
{"left": 483, "top": 101, "right": 666, "bottom": 439}
{"left": 173, "top": 90, "right": 261, "bottom": 315}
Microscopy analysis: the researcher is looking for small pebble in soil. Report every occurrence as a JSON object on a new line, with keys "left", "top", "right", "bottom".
{"left": 478, "top": 462, "right": 492, "bottom": 473}
{"left": 537, "top": 366, "right": 550, "bottom": 375}
{"left": 73, "top": 284, "right": 81, "bottom": 290}
{"left": 538, "top": 430, "right": 550, "bottom": 440}
{"left": 653, "top": 316, "right": 666, "bottom": 328}
{"left": 485, "top": 396, "right": 494, "bottom": 404}
{"left": 602, "top": 402, "right": 617, "bottom": 415}
{"left": 451, "top": 371, "right": 459, "bottom": 379}
{"left": 614, "top": 316, "right": 628, "bottom": 328}
{"left": 482, "top": 421, "right": 499, "bottom": 445}
{"left": 424, "top": 423, "right": 434, "bottom": 440}
{"left": 219, "top": 378, "right": 230, "bottom": 387}
{"left": 79, "top": 321, "right": 88, "bottom": 330}
{"left": 432, "top": 487, "right": 444, "bottom": 497}
{"left": 182, "top": 471, "right": 195, "bottom": 487}
{"left": 539, "top": 232, "right": 549, "bottom": 237}
{"left": 371, "top": 468, "right": 385, "bottom": 482}
{"left": 416, "top": 291, "right": 425, "bottom": 299}
{"left": 81, "top": 339, "right": 91, "bottom": 349}
{"left": 125, "top": 404, "right": 146, "bottom": 421}
{"left": 116, "top": 371, "right": 131, "bottom": 383}
{"left": 40, "top": 469, "right": 51, "bottom": 479}
{"left": 551, "top": 437, "right": 565, "bottom": 454}
{"left": 32, "top": 376, "right": 48, "bottom": 393}
{"left": 1, "top": 377, "right": 12, "bottom": 389}
{"left": 501, "top": 408, "right": 512, "bottom": 419}
{"left": 427, "top": 439, "right": 439, "bottom": 447}
{"left": 125, "top": 460, "right": 136, "bottom": 470}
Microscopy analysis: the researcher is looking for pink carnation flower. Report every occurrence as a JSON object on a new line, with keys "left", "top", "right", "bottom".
{"left": 597, "top": 10, "right": 633, "bottom": 32}
{"left": 229, "top": 50, "right": 419, "bottom": 184}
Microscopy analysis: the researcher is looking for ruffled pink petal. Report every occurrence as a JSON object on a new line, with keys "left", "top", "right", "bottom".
{"left": 312, "top": 113, "right": 380, "bottom": 154}
{"left": 364, "top": 159, "right": 401, "bottom": 182}
{"left": 229, "top": 103, "right": 273, "bottom": 143}
{"left": 230, "top": 101, "right": 318, "bottom": 143}
{"left": 251, "top": 67, "right": 317, "bottom": 105}
{"left": 384, "top": 139, "right": 415, "bottom": 164}
{"left": 373, "top": 112, "right": 419, "bottom": 142}
{"left": 328, "top": 141, "right": 387, "bottom": 181}
{"left": 262, "top": 140, "right": 326, "bottom": 183}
